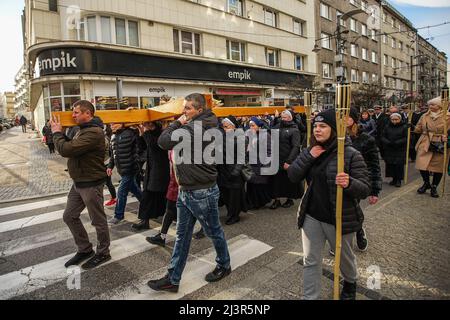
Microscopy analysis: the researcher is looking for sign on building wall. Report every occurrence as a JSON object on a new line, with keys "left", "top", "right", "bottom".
{"left": 36, "top": 48, "right": 313, "bottom": 88}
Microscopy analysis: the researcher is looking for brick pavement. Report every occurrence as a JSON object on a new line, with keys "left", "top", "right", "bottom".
{"left": 0, "top": 127, "right": 73, "bottom": 202}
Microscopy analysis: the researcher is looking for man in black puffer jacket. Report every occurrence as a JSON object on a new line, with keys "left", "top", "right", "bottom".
{"left": 107, "top": 123, "right": 144, "bottom": 224}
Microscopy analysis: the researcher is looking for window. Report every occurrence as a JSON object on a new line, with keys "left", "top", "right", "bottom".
{"left": 87, "top": 16, "right": 97, "bottom": 42}
{"left": 293, "top": 19, "right": 306, "bottom": 36}
{"left": 372, "top": 74, "right": 378, "bottom": 83}
{"left": 391, "top": 57, "right": 396, "bottom": 68}
{"left": 49, "top": 0, "right": 58, "bottom": 12}
{"left": 228, "top": 0, "right": 243, "bottom": 16}
{"left": 101, "top": 17, "right": 112, "bottom": 43}
{"left": 383, "top": 76, "right": 388, "bottom": 87}
{"left": 362, "top": 48, "right": 368, "bottom": 60}
{"left": 362, "top": 71, "right": 369, "bottom": 84}
{"left": 351, "top": 44, "right": 358, "bottom": 57}
{"left": 128, "top": 21, "right": 139, "bottom": 47}
{"left": 351, "top": 69, "right": 359, "bottom": 83}
{"left": 322, "top": 63, "right": 332, "bottom": 79}
{"left": 337, "top": 11, "right": 345, "bottom": 26}
{"left": 382, "top": 35, "right": 387, "bottom": 44}
{"left": 173, "top": 29, "right": 201, "bottom": 55}
{"left": 295, "top": 55, "right": 305, "bottom": 71}
{"left": 96, "top": 96, "right": 139, "bottom": 110}
{"left": 399, "top": 41, "right": 403, "bottom": 51}
{"left": 361, "top": 1, "right": 368, "bottom": 11}
{"left": 77, "top": 16, "right": 139, "bottom": 47}
{"left": 266, "top": 48, "right": 279, "bottom": 67}
{"left": 320, "top": 3, "right": 330, "bottom": 20}
{"left": 115, "top": 18, "right": 126, "bottom": 45}
{"left": 372, "top": 51, "right": 378, "bottom": 63}
{"left": 350, "top": 18, "right": 357, "bottom": 32}
{"left": 264, "top": 8, "right": 277, "bottom": 27}
{"left": 321, "top": 33, "right": 331, "bottom": 49}
{"left": 371, "top": 29, "right": 377, "bottom": 41}
{"left": 43, "top": 82, "right": 81, "bottom": 112}
{"left": 384, "top": 54, "right": 388, "bottom": 66}
{"left": 391, "top": 37, "right": 396, "bottom": 49}
{"left": 361, "top": 23, "right": 368, "bottom": 36}
{"left": 226, "top": 40, "right": 246, "bottom": 61}
{"left": 350, "top": 0, "right": 357, "bottom": 5}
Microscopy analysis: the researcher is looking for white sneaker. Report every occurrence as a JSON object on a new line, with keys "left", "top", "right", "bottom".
{"left": 108, "top": 217, "right": 123, "bottom": 225}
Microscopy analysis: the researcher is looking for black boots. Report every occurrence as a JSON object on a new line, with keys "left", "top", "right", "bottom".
{"left": 132, "top": 219, "right": 150, "bottom": 231}
{"left": 417, "top": 182, "right": 431, "bottom": 194}
{"left": 340, "top": 281, "right": 357, "bottom": 300}
{"left": 281, "top": 199, "right": 294, "bottom": 208}
{"left": 430, "top": 185, "right": 439, "bottom": 198}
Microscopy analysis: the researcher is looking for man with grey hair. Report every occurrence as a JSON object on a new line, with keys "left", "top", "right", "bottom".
{"left": 148, "top": 93, "right": 231, "bottom": 293}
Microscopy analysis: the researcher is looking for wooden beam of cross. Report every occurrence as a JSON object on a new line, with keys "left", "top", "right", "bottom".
{"left": 52, "top": 94, "right": 306, "bottom": 127}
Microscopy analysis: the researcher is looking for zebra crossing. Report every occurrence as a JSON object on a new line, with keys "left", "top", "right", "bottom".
{"left": 0, "top": 194, "right": 273, "bottom": 300}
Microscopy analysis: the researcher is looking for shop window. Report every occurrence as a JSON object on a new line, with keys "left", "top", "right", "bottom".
{"left": 43, "top": 82, "right": 81, "bottom": 112}
{"left": 96, "top": 96, "right": 139, "bottom": 110}
{"left": 140, "top": 97, "right": 161, "bottom": 109}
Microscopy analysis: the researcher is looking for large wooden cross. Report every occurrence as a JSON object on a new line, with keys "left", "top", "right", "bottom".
{"left": 52, "top": 94, "right": 306, "bottom": 127}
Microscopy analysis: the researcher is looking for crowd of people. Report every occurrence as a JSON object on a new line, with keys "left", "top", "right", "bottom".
{"left": 47, "top": 93, "right": 449, "bottom": 300}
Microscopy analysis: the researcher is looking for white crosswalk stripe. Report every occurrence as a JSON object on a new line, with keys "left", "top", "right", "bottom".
{"left": 0, "top": 194, "right": 273, "bottom": 300}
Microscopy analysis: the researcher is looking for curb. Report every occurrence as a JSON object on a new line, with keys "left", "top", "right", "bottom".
{"left": 0, "top": 190, "right": 70, "bottom": 204}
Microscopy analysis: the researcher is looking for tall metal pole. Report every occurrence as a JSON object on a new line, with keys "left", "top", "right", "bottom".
{"left": 304, "top": 91, "right": 313, "bottom": 192}
{"left": 334, "top": 84, "right": 351, "bottom": 300}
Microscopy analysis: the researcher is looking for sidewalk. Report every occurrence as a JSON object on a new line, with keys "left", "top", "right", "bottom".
{"left": 0, "top": 127, "right": 73, "bottom": 202}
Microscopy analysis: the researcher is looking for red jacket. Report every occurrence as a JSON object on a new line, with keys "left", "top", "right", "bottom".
{"left": 166, "top": 150, "right": 179, "bottom": 202}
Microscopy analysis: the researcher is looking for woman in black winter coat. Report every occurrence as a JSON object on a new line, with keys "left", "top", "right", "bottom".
{"left": 381, "top": 113, "right": 408, "bottom": 187}
{"left": 269, "top": 110, "right": 303, "bottom": 209}
{"left": 246, "top": 117, "right": 273, "bottom": 210}
{"left": 358, "top": 110, "right": 377, "bottom": 137}
{"left": 287, "top": 109, "right": 370, "bottom": 300}
{"left": 346, "top": 107, "right": 382, "bottom": 252}
{"left": 132, "top": 122, "right": 170, "bottom": 230}
{"left": 42, "top": 120, "right": 55, "bottom": 154}
{"left": 217, "top": 116, "right": 247, "bottom": 225}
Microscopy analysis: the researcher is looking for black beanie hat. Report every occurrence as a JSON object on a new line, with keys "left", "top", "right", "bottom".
{"left": 314, "top": 109, "right": 336, "bottom": 131}
{"left": 350, "top": 107, "right": 360, "bottom": 124}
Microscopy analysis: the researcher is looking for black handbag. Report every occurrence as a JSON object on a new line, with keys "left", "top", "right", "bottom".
{"left": 426, "top": 123, "right": 445, "bottom": 154}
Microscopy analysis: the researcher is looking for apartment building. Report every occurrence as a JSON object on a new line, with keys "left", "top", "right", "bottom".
{"left": 23, "top": 0, "right": 317, "bottom": 131}
{"left": 315, "top": 0, "right": 382, "bottom": 107}
{"left": 0, "top": 92, "right": 16, "bottom": 118}
{"left": 14, "top": 65, "right": 31, "bottom": 119}
{"left": 379, "top": 1, "right": 417, "bottom": 105}
{"left": 417, "top": 35, "right": 448, "bottom": 102}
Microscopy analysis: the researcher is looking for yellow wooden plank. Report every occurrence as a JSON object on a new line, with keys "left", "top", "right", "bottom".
{"left": 53, "top": 105, "right": 306, "bottom": 127}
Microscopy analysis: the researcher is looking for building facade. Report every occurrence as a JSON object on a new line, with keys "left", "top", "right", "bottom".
{"left": 416, "top": 35, "right": 448, "bottom": 103}
{"left": 0, "top": 92, "right": 17, "bottom": 119}
{"left": 23, "top": 0, "right": 317, "bottom": 132}
{"left": 315, "top": 0, "right": 382, "bottom": 108}
{"left": 14, "top": 65, "right": 31, "bottom": 119}
{"left": 379, "top": 1, "right": 417, "bottom": 106}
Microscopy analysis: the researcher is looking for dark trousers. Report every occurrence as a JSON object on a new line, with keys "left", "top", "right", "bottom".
{"left": 63, "top": 184, "right": 110, "bottom": 255}
{"left": 21, "top": 124, "right": 27, "bottom": 133}
{"left": 161, "top": 200, "right": 177, "bottom": 235}
{"left": 105, "top": 176, "right": 116, "bottom": 199}
{"left": 47, "top": 143, "right": 55, "bottom": 154}
{"left": 221, "top": 186, "right": 245, "bottom": 219}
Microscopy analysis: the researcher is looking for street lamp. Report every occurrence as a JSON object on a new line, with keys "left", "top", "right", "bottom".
{"left": 336, "top": 9, "right": 365, "bottom": 84}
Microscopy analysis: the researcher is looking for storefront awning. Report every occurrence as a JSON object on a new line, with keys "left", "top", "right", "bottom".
{"left": 215, "top": 89, "right": 261, "bottom": 96}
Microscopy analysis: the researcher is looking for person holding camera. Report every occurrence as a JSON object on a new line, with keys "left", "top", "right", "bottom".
{"left": 414, "top": 96, "right": 450, "bottom": 198}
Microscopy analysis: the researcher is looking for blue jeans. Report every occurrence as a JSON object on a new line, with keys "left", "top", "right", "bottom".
{"left": 114, "top": 174, "right": 143, "bottom": 220}
{"left": 168, "top": 185, "right": 230, "bottom": 285}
